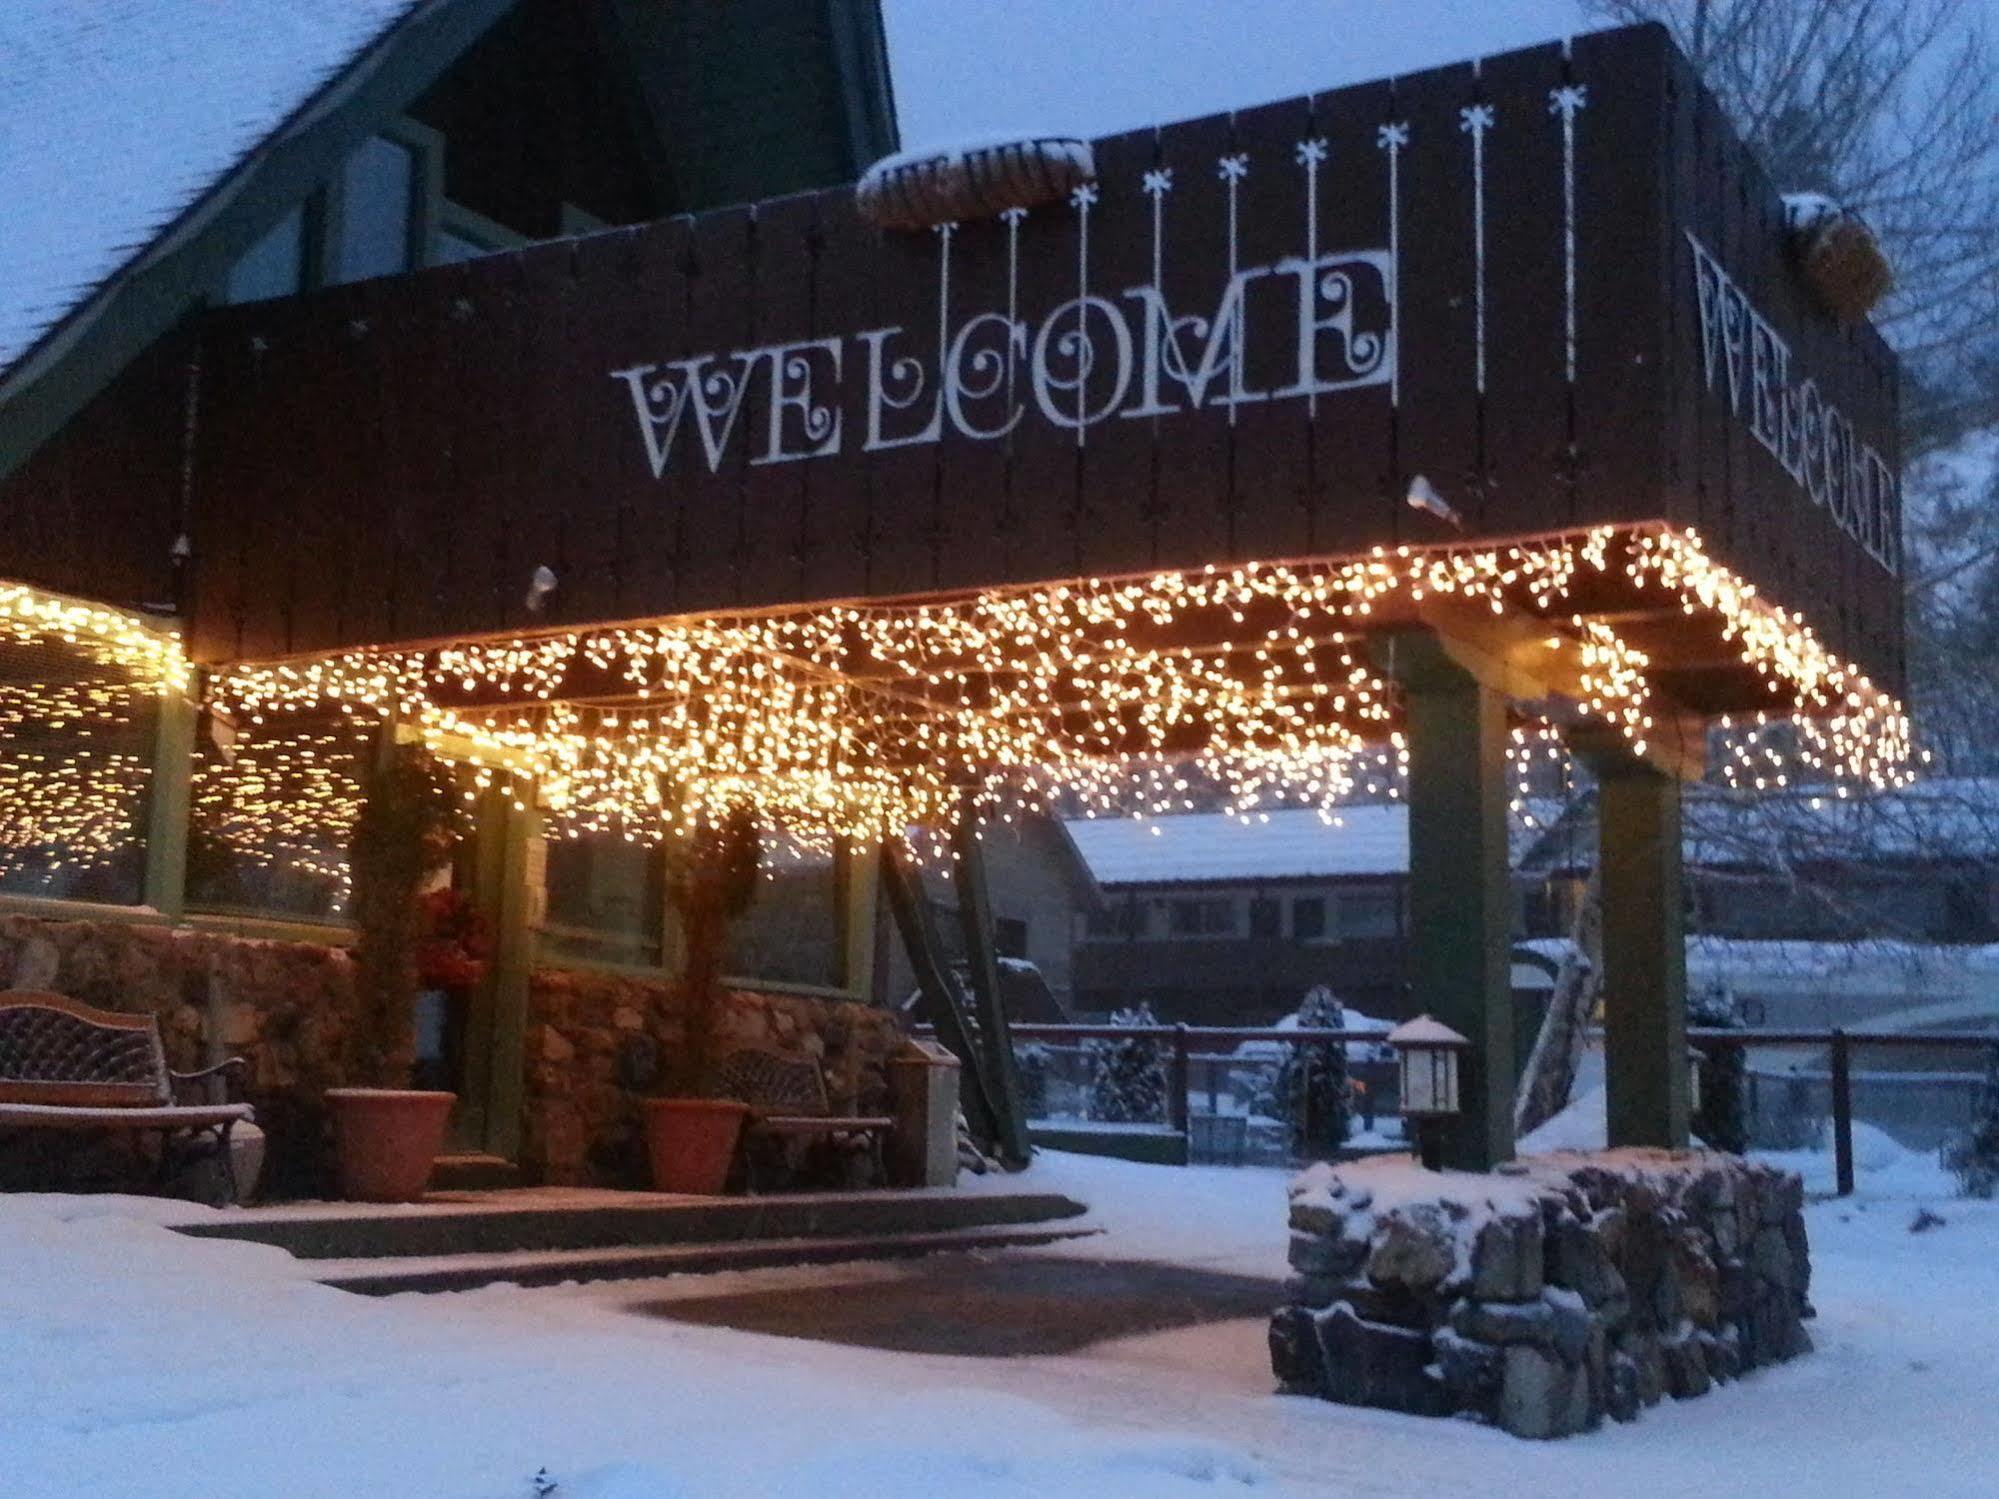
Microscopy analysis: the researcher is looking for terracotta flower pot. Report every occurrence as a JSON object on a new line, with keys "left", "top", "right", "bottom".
{"left": 325, "top": 1088, "right": 457, "bottom": 1203}
{"left": 643, "top": 1097, "right": 752, "bottom": 1195}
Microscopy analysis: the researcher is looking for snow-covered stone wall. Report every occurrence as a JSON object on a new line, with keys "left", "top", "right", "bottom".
{"left": 1270, "top": 1151, "right": 1812, "bottom": 1438}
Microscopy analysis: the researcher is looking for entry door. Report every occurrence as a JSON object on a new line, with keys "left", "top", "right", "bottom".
{"left": 438, "top": 778, "right": 536, "bottom": 1157}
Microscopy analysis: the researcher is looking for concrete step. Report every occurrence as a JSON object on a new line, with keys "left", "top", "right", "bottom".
{"left": 429, "top": 1154, "right": 523, "bottom": 1192}
{"left": 315, "top": 1222, "right": 1102, "bottom": 1295}
{"left": 176, "top": 1188, "right": 1090, "bottom": 1261}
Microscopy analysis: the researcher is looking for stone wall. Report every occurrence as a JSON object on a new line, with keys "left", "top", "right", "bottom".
{"left": 0, "top": 914, "right": 361, "bottom": 1196}
{"left": 0, "top": 914, "right": 902, "bottom": 1197}
{"left": 522, "top": 967, "right": 902, "bottom": 1186}
{"left": 1270, "top": 1150, "right": 1812, "bottom": 1439}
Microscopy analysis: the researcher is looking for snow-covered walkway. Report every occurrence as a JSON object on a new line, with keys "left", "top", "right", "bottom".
{"left": 3, "top": 1150, "right": 1993, "bottom": 1498}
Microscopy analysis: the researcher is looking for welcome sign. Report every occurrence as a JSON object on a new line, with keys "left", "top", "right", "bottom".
{"left": 157, "top": 24, "right": 1898, "bottom": 693}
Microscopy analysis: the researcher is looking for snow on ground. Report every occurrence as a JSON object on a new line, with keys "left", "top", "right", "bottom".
{"left": 4, "top": 1147, "right": 1996, "bottom": 1498}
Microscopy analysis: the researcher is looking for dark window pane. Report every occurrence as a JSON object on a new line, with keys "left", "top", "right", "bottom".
{"left": 1169, "top": 896, "right": 1235, "bottom": 936}
{"left": 994, "top": 916, "right": 1029, "bottom": 958}
{"left": 1292, "top": 896, "right": 1327, "bottom": 940}
{"left": 1249, "top": 897, "right": 1281, "bottom": 938}
{"left": 333, "top": 135, "right": 416, "bottom": 284}
{"left": 224, "top": 204, "right": 305, "bottom": 304}
{"left": 704, "top": 837, "right": 843, "bottom": 988}
{"left": 1337, "top": 886, "right": 1399, "bottom": 939}
{"left": 540, "top": 832, "right": 663, "bottom": 967}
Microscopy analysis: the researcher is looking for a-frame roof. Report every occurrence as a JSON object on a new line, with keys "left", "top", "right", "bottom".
{"left": 0, "top": 0, "right": 514, "bottom": 477}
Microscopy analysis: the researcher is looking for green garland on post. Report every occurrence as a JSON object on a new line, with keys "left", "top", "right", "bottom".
{"left": 345, "top": 744, "right": 471, "bottom": 1089}
{"left": 663, "top": 806, "right": 761, "bottom": 1098}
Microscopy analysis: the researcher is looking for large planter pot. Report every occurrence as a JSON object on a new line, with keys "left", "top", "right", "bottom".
{"left": 325, "top": 1088, "right": 457, "bottom": 1203}
{"left": 642, "top": 1098, "right": 752, "bottom": 1195}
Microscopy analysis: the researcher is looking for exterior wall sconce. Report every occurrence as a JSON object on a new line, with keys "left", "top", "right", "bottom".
{"left": 1388, "top": 1014, "right": 1469, "bottom": 1170}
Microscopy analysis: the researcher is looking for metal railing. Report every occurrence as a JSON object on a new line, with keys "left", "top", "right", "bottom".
{"left": 917, "top": 1020, "right": 1998, "bottom": 1193}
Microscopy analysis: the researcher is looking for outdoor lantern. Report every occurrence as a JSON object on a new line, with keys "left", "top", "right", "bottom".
{"left": 1388, "top": 1015, "right": 1469, "bottom": 1170}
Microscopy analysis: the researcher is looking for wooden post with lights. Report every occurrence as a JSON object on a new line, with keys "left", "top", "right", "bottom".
{"left": 1375, "top": 629, "right": 1516, "bottom": 1171}
{"left": 1573, "top": 726, "right": 1693, "bottom": 1150}
{"left": 141, "top": 669, "right": 197, "bottom": 921}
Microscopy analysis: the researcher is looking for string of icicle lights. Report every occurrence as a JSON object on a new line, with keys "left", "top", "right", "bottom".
{"left": 201, "top": 527, "right": 1917, "bottom": 851}
{"left": 0, "top": 590, "right": 187, "bottom": 888}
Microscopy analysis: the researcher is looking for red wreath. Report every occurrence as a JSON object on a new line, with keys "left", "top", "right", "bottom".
{"left": 415, "top": 887, "right": 492, "bottom": 990}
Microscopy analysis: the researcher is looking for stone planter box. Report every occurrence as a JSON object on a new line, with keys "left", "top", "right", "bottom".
{"left": 1269, "top": 1150, "right": 1812, "bottom": 1438}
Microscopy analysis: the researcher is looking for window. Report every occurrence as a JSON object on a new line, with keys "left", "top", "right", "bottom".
{"left": 994, "top": 916, "right": 1029, "bottom": 958}
{"left": 1336, "top": 885, "right": 1400, "bottom": 940}
{"left": 706, "top": 835, "right": 844, "bottom": 989}
{"left": 1168, "top": 895, "right": 1236, "bottom": 937}
{"left": 539, "top": 832, "right": 664, "bottom": 967}
{"left": 1248, "top": 896, "right": 1282, "bottom": 938}
{"left": 0, "top": 635, "right": 161, "bottom": 905}
{"left": 187, "top": 708, "right": 373, "bottom": 920}
{"left": 1292, "top": 896, "right": 1327, "bottom": 940}
{"left": 432, "top": 201, "right": 525, "bottom": 266}
{"left": 332, "top": 134, "right": 418, "bottom": 283}
{"left": 224, "top": 204, "right": 307, "bottom": 305}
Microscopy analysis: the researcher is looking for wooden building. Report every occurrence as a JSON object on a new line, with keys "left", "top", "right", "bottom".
{"left": 0, "top": 11, "right": 1911, "bottom": 1177}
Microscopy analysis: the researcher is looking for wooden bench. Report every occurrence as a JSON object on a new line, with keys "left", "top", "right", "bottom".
{"left": 0, "top": 993, "right": 253, "bottom": 1200}
{"left": 717, "top": 1047, "right": 894, "bottom": 1191}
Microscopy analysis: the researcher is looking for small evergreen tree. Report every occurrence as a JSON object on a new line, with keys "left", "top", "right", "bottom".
{"left": 1086, "top": 1003, "right": 1167, "bottom": 1123}
{"left": 1277, "top": 986, "right": 1350, "bottom": 1159}
{"left": 1015, "top": 1041, "right": 1051, "bottom": 1120}
{"left": 1943, "top": 1044, "right": 1999, "bottom": 1199}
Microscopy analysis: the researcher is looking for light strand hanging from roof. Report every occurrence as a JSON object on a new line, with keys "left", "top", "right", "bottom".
{"left": 203, "top": 526, "right": 1917, "bottom": 851}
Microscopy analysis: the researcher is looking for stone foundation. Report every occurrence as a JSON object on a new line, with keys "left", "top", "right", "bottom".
{"left": 522, "top": 968, "right": 901, "bottom": 1187}
{"left": 0, "top": 915, "right": 900, "bottom": 1198}
{"left": 1270, "top": 1151, "right": 1812, "bottom": 1438}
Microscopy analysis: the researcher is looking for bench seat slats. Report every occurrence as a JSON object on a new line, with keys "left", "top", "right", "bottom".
{"left": 0, "top": 1101, "right": 255, "bottom": 1129}
{"left": 752, "top": 1114, "right": 896, "bottom": 1133}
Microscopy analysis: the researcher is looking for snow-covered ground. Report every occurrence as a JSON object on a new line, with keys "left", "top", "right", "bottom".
{"left": 4, "top": 1149, "right": 1994, "bottom": 1498}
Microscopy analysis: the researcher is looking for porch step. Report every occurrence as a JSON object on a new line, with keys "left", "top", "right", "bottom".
{"left": 175, "top": 1188, "right": 1090, "bottom": 1261}
{"left": 313, "top": 1221, "right": 1101, "bottom": 1295}
{"left": 429, "top": 1154, "right": 524, "bottom": 1192}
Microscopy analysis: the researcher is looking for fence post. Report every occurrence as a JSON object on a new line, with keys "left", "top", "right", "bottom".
{"left": 1170, "top": 1025, "right": 1191, "bottom": 1158}
{"left": 1830, "top": 1028, "right": 1855, "bottom": 1197}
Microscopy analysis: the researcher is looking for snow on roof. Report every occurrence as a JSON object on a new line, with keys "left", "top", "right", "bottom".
{"left": 1063, "top": 805, "right": 1409, "bottom": 886}
{"left": 0, "top": 0, "right": 420, "bottom": 378}
{"left": 1062, "top": 800, "right": 1556, "bottom": 887}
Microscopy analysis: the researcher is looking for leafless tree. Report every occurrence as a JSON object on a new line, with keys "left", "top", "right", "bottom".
{"left": 1586, "top": 0, "right": 1999, "bottom": 451}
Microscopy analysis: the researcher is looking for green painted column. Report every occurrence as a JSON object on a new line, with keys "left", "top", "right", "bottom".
{"left": 1591, "top": 750, "right": 1691, "bottom": 1149}
{"left": 142, "top": 675, "right": 198, "bottom": 921}
{"left": 1382, "top": 633, "right": 1516, "bottom": 1170}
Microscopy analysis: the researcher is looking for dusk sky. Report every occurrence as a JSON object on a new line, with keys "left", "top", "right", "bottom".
{"left": 884, "top": 0, "right": 1596, "bottom": 146}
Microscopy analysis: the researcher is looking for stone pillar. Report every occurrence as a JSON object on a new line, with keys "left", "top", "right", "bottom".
{"left": 1381, "top": 632, "right": 1515, "bottom": 1170}
{"left": 1590, "top": 751, "right": 1690, "bottom": 1148}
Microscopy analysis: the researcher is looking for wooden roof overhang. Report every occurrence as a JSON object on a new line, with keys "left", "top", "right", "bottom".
{"left": 3, "top": 23, "right": 1910, "bottom": 829}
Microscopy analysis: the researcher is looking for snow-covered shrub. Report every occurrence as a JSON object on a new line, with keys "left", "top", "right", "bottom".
{"left": 1943, "top": 1044, "right": 1999, "bottom": 1199}
{"left": 1275, "top": 986, "right": 1349, "bottom": 1158}
{"left": 1086, "top": 1004, "right": 1167, "bottom": 1123}
{"left": 1015, "top": 1040, "right": 1051, "bottom": 1120}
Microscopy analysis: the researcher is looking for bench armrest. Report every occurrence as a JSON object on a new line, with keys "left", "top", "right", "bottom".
{"left": 170, "top": 1056, "right": 248, "bottom": 1104}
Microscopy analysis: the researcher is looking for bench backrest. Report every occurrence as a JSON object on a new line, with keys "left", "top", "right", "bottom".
{"left": 0, "top": 993, "right": 169, "bottom": 1107}
{"left": 716, "top": 1048, "right": 830, "bottom": 1117}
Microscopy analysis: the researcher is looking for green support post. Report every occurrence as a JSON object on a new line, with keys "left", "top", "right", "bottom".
{"left": 1587, "top": 743, "right": 1691, "bottom": 1149}
{"left": 950, "top": 812, "right": 1032, "bottom": 1168}
{"left": 142, "top": 674, "right": 199, "bottom": 921}
{"left": 1378, "top": 631, "right": 1516, "bottom": 1171}
{"left": 461, "top": 782, "right": 538, "bottom": 1159}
